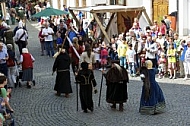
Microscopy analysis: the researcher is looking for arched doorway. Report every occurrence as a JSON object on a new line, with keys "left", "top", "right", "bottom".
{"left": 153, "top": 0, "right": 169, "bottom": 22}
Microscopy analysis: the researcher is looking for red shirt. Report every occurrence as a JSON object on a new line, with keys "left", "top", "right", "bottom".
{"left": 22, "top": 53, "right": 33, "bottom": 70}
{"left": 160, "top": 24, "right": 166, "bottom": 35}
{"left": 69, "top": 46, "right": 83, "bottom": 65}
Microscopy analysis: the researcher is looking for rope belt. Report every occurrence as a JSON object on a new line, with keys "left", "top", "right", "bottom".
{"left": 57, "top": 69, "right": 70, "bottom": 72}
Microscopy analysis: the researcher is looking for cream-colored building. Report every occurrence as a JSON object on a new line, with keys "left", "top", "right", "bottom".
{"left": 50, "top": 0, "right": 189, "bottom": 36}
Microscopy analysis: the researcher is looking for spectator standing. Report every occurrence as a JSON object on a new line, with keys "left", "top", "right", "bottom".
{"left": 157, "top": 52, "right": 167, "bottom": 79}
{"left": 7, "top": 44, "right": 17, "bottom": 88}
{"left": 145, "top": 35, "right": 158, "bottom": 68}
{"left": 93, "top": 43, "right": 100, "bottom": 69}
{"left": 167, "top": 43, "right": 177, "bottom": 79}
{"left": 0, "top": 42, "right": 8, "bottom": 77}
{"left": 99, "top": 44, "right": 108, "bottom": 71}
{"left": 42, "top": 22, "right": 55, "bottom": 57}
{"left": 160, "top": 20, "right": 167, "bottom": 36}
{"left": 126, "top": 43, "right": 136, "bottom": 77}
{"left": 38, "top": 25, "right": 45, "bottom": 56}
{"left": 117, "top": 38, "right": 128, "bottom": 69}
{"left": 183, "top": 40, "right": 190, "bottom": 80}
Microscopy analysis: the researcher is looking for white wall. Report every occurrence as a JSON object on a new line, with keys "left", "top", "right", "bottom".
{"left": 94, "top": 0, "right": 107, "bottom": 5}
{"left": 178, "top": 0, "right": 188, "bottom": 36}
{"left": 169, "top": 0, "right": 177, "bottom": 14}
{"left": 126, "top": 0, "right": 142, "bottom": 6}
{"left": 187, "top": 0, "right": 190, "bottom": 35}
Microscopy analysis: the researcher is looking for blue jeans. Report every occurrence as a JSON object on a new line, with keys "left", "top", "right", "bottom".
{"left": 119, "top": 57, "right": 127, "bottom": 69}
{"left": 128, "top": 62, "right": 136, "bottom": 75}
{"left": 45, "top": 41, "right": 54, "bottom": 56}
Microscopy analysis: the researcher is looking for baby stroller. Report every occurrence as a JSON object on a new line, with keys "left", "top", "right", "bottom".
{"left": 16, "top": 65, "right": 35, "bottom": 88}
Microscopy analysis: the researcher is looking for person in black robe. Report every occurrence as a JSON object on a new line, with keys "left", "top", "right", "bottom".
{"left": 76, "top": 62, "right": 97, "bottom": 113}
{"left": 103, "top": 62, "right": 129, "bottom": 111}
{"left": 52, "top": 47, "right": 72, "bottom": 97}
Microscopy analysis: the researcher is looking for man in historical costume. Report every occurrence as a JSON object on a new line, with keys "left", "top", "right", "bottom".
{"left": 52, "top": 47, "right": 72, "bottom": 97}
{"left": 103, "top": 62, "right": 129, "bottom": 111}
{"left": 75, "top": 62, "right": 97, "bottom": 113}
{"left": 139, "top": 60, "right": 166, "bottom": 115}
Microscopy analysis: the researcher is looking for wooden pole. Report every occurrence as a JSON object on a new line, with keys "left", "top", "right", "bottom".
{"left": 68, "top": 9, "right": 80, "bottom": 27}
{"left": 92, "top": 12, "right": 110, "bottom": 44}
{"left": 142, "top": 8, "right": 153, "bottom": 26}
{"left": 136, "top": 10, "right": 142, "bottom": 20}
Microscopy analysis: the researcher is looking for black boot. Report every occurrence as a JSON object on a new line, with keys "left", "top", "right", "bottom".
{"left": 119, "top": 103, "right": 123, "bottom": 111}
{"left": 110, "top": 103, "right": 116, "bottom": 109}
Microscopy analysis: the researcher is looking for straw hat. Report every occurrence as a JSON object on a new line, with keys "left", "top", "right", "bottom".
{"left": 145, "top": 60, "right": 153, "bottom": 69}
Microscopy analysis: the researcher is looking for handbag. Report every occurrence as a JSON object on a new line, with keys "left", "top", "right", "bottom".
{"left": 7, "top": 57, "right": 15, "bottom": 67}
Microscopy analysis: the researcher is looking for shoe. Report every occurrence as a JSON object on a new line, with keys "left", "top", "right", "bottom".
{"left": 65, "top": 93, "right": 69, "bottom": 98}
{"left": 14, "top": 83, "right": 18, "bottom": 88}
{"left": 173, "top": 76, "right": 176, "bottom": 79}
{"left": 169, "top": 76, "right": 173, "bottom": 79}
{"left": 132, "top": 74, "right": 137, "bottom": 77}
{"left": 32, "top": 80, "right": 36, "bottom": 86}
{"left": 103, "top": 68, "right": 106, "bottom": 71}
{"left": 179, "top": 75, "right": 185, "bottom": 78}
{"left": 183, "top": 77, "right": 187, "bottom": 80}
{"left": 110, "top": 104, "right": 116, "bottom": 109}
{"left": 119, "top": 104, "right": 124, "bottom": 111}
{"left": 55, "top": 92, "right": 61, "bottom": 96}
{"left": 27, "top": 84, "right": 31, "bottom": 89}
{"left": 83, "top": 110, "right": 88, "bottom": 113}
{"left": 158, "top": 75, "right": 161, "bottom": 79}
{"left": 89, "top": 107, "right": 93, "bottom": 112}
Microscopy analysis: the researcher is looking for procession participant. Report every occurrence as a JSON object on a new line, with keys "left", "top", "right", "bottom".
{"left": 79, "top": 43, "right": 95, "bottom": 69}
{"left": 69, "top": 37, "right": 83, "bottom": 74}
{"left": 139, "top": 60, "right": 166, "bottom": 115}
{"left": 52, "top": 46, "right": 72, "bottom": 97}
{"left": 103, "top": 61, "right": 129, "bottom": 111}
{"left": 75, "top": 62, "right": 97, "bottom": 113}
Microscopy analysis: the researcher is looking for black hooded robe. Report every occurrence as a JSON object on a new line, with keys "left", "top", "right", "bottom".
{"left": 53, "top": 52, "right": 72, "bottom": 93}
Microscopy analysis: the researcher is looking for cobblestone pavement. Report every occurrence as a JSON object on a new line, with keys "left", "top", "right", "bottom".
{"left": 9, "top": 22, "right": 190, "bottom": 126}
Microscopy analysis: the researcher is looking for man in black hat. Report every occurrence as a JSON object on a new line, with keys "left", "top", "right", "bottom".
{"left": 103, "top": 61, "right": 129, "bottom": 111}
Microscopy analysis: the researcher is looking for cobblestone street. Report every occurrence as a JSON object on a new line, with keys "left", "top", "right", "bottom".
{"left": 9, "top": 22, "right": 190, "bottom": 126}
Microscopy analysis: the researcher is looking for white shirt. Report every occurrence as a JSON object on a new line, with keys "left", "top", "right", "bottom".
{"left": 126, "top": 49, "right": 136, "bottom": 63}
{"left": 156, "top": 38, "right": 165, "bottom": 49}
{"left": 185, "top": 48, "right": 190, "bottom": 63}
{"left": 145, "top": 41, "right": 158, "bottom": 59}
{"left": 14, "top": 28, "right": 28, "bottom": 41}
{"left": 42, "top": 27, "right": 54, "bottom": 41}
{"left": 93, "top": 47, "right": 100, "bottom": 61}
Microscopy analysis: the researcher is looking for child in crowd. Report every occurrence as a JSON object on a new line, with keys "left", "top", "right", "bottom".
{"left": 167, "top": 43, "right": 177, "bottom": 79}
{"left": 126, "top": 43, "right": 136, "bottom": 77}
{"left": 99, "top": 43, "right": 108, "bottom": 71}
{"left": 158, "top": 52, "right": 167, "bottom": 79}
{"left": 56, "top": 32, "right": 63, "bottom": 49}
{"left": 93, "top": 43, "right": 100, "bottom": 69}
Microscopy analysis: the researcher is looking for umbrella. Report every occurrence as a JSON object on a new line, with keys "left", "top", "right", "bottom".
{"left": 32, "top": 7, "right": 69, "bottom": 18}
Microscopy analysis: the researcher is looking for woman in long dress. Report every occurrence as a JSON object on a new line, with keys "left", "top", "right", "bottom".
{"left": 139, "top": 60, "right": 166, "bottom": 115}
{"left": 53, "top": 47, "right": 72, "bottom": 97}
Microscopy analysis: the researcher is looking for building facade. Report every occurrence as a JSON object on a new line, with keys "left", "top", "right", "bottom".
{"left": 50, "top": 0, "right": 189, "bottom": 36}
